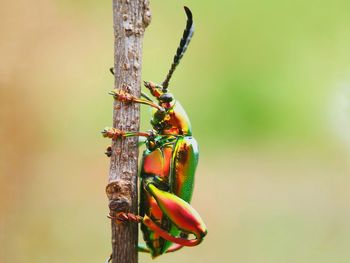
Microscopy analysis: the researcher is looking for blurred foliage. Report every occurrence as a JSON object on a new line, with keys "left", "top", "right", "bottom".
{"left": 1, "top": 0, "right": 350, "bottom": 262}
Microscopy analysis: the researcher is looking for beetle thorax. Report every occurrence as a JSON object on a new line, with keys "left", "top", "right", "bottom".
{"left": 151, "top": 101, "right": 192, "bottom": 136}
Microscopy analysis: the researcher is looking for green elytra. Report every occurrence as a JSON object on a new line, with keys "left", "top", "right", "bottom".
{"left": 103, "top": 6, "right": 207, "bottom": 259}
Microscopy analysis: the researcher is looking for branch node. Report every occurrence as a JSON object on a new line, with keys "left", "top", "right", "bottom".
{"left": 106, "top": 181, "right": 132, "bottom": 202}
{"left": 143, "top": 0, "right": 152, "bottom": 27}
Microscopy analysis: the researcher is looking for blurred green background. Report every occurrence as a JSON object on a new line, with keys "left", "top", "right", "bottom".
{"left": 1, "top": 0, "right": 350, "bottom": 262}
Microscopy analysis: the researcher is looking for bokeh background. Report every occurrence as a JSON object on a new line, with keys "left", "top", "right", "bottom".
{"left": 1, "top": 0, "right": 350, "bottom": 262}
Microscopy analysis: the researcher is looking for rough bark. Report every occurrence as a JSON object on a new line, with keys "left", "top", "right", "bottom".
{"left": 106, "top": 1, "right": 151, "bottom": 262}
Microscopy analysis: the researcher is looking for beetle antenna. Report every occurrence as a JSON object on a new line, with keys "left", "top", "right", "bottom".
{"left": 162, "top": 6, "right": 194, "bottom": 92}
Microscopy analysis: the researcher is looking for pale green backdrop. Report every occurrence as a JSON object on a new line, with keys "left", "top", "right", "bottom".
{"left": 1, "top": 0, "right": 350, "bottom": 262}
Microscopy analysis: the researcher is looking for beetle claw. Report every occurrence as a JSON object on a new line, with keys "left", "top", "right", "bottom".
{"left": 102, "top": 127, "right": 124, "bottom": 139}
{"left": 108, "top": 212, "right": 143, "bottom": 224}
{"left": 109, "top": 89, "right": 135, "bottom": 103}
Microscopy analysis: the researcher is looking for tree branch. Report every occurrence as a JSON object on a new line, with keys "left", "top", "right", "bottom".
{"left": 106, "top": 1, "right": 151, "bottom": 262}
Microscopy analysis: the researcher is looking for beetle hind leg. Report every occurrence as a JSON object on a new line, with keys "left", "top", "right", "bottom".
{"left": 142, "top": 183, "right": 207, "bottom": 247}
{"left": 108, "top": 212, "right": 143, "bottom": 223}
{"left": 166, "top": 243, "right": 184, "bottom": 253}
{"left": 107, "top": 180, "right": 207, "bottom": 249}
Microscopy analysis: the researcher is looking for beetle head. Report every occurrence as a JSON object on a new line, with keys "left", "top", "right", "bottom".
{"left": 144, "top": 81, "right": 175, "bottom": 109}
{"left": 158, "top": 93, "right": 174, "bottom": 109}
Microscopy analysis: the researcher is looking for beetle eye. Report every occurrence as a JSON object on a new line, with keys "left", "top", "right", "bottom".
{"left": 159, "top": 93, "right": 174, "bottom": 103}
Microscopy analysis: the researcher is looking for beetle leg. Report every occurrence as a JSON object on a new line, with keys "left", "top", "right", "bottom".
{"left": 113, "top": 212, "right": 143, "bottom": 223}
{"left": 109, "top": 89, "right": 163, "bottom": 110}
{"left": 142, "top": 183, "right": 207, "bottom": 247}
{"left": 109, "top": 67, "right": 155, "bottom": 102}
{"left": 165, "top": 243, "right": 184, "bottom": 253}
{"left": 102, "top": 127, "right": 151, "bottom": 140}
{"left": 140, "top": 91, "right": 154, "bottom": 102}
{"left": 108, "top": 211, "right": 188, "bottom": 253}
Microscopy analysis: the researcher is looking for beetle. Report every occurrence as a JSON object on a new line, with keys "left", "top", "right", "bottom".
{"left": 103, "top": 6, "right": 207, "bottom": 258}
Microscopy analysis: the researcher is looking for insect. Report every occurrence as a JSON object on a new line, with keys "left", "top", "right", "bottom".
{"left": 103, "top": 6, "right": 207, "bottom": 258}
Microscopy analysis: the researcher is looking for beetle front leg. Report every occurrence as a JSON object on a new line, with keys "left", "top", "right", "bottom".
{"left": 109, "top": 89, "right": 163, "bottom": 110}
{"left": 109, "top": 67, "right": 155, "bottom": 103}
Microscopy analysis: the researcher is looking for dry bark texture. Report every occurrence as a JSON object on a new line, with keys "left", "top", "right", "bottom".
{"left": 107, "top": 0, "right": 151, "bottom": 262}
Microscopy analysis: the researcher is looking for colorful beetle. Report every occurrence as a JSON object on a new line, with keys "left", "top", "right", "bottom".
{"left": 103, "top": 6, "right": 207, "bottom": 258}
